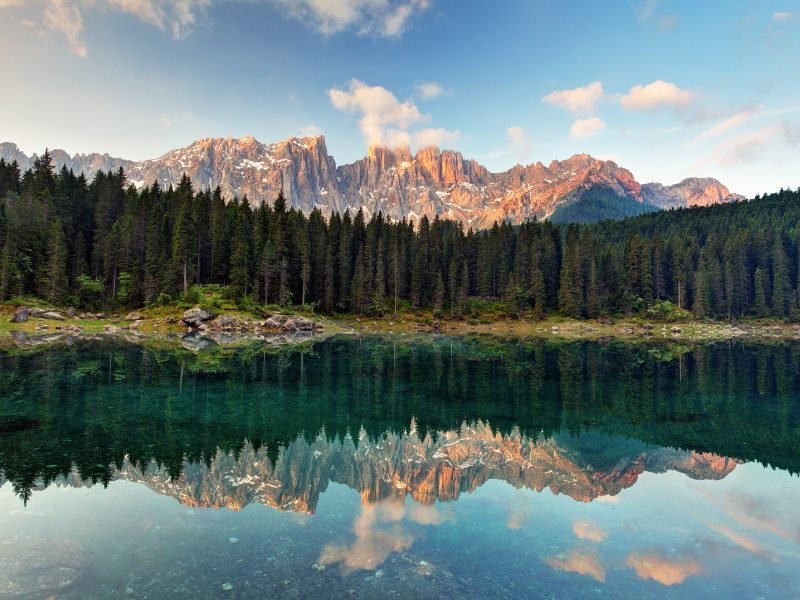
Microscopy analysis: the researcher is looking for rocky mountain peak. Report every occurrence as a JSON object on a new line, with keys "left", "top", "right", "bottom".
{"left": 0, "top": 135, "right": 743, "bottom": 227}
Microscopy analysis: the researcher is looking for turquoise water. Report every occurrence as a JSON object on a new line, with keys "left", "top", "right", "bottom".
{"left": 1, "top": 335, "right": 799, "bottom": 598}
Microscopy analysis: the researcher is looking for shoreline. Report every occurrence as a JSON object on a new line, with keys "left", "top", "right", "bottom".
{"left": 1, "top": 304, "right": 799, "bottom": 351}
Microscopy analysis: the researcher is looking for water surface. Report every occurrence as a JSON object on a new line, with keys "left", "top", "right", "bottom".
{"left": 1, "top": 335, "right": 798, "bottom": 598}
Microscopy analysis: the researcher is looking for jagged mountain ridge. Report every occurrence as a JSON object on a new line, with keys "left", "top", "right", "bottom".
{"left": 30, "top": 422, "right": 738, "bottom": 513}
{"left": 0, "top": 137, "right": 744, "bottom": 228}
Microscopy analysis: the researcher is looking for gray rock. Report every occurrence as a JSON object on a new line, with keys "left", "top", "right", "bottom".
{"left": 41, "top": 311, "right": 66, "bottom": 321}
{"left": 182, "top": 307, "right": 214, "bottom": 327}
{"left": 283, "top": 316, "right": 315, "bottom": 332}
{"left": 124, "top": 312, "right": 144, "bottom": 321}
{"left": 10, "top": 307, "right": 28, "bottom": 323}
{"left": 104, "top": 325, "right": 122, "bottom": 334}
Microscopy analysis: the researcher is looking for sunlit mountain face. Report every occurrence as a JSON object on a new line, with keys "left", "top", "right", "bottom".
{"left": 1, "top": 336, "right": 799, "bottom": 598}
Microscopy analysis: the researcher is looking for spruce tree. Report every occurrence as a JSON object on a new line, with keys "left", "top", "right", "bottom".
{"left": 45, "top": 221, "right": 68, "bottom": 303}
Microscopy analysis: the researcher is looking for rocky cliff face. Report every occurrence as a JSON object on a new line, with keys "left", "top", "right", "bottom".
{"left": 641, "top": 177, "right": 745, "bottom": 209}
{"left": 43, "top": 422, "right": 738, "bottom": 513}
{"left": 1, "top": 137, "right": 742, "bottom": 228}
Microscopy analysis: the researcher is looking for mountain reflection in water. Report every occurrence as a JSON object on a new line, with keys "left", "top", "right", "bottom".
{"left": 28, "top": 425, "right": 737, "bottom": 513}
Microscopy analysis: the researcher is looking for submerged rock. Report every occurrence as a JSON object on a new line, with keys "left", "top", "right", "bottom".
{"left": 0, "top": 541, "right": 89, "bottom": 597}
{"left": 182, "top": 333, "right": 214, "bottom": 352}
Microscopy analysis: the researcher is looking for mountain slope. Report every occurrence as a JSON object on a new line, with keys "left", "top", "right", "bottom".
{"left": 549, "top": 185, "right": 660, "bottom": 224}
{"left": 0, "top": 137, "right": 743, "bottom": 227}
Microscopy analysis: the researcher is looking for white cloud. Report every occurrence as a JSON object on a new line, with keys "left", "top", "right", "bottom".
{"left": 773, "top": 12, "right": 797, "bottom": 22}
{"left": 413, "top": 127, "right": 460, "bottom": 148}
{"left": 620, "top": 80, "right": 693, "bottom": 111}
{"left": 542, "top": 81, "right": 603, "bottom": 115}
{"left": 416, "top": 81, "right": 445, "bottom": 99}
{"left": 506, "top": 125, "right": 530, "bottom": 162}
{"left": 269, "top": 0, "right": 430, "bottom": 38}
{"left": 328, "top": 79, "right": 429, "bottom": 147}
{"left": 571, "top": 117, "right": 606, "bottom": 138}
{"left": 44, "top": 0, "right": 87, "bottom": 58}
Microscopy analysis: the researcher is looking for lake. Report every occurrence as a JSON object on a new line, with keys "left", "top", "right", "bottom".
{"left": 1, "top": 335, "right": 798, "bottom": 598}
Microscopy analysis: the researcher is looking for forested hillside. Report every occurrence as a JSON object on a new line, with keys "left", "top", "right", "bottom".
{"left": 0, "top": 152, "right": 798, "bottom": 320}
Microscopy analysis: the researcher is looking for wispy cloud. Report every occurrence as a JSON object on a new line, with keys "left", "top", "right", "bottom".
{"left": 545, "top": 549, "right": 606, "bottom": 582}
{"left": 44, "top": 0, "right": 86, "bottom": 57}
{"left": 506, "top": 126, "right": 531, "bottom": 163}
{"left": 620, "top": 80, "right": 693, "bottom": 111}
{"left": 542, "top": 81, "right": 603, "bottom": 114}
{"left": 269, "top": 0, "right": 430, "bottom": 38}
{"left": 571, "top": 117, "right": 605, "bottom": 139}
{"left": 637, "top": 0, "right": 679, "bottom": 30}
{"left": 716, "top": 121, "right": 799, "bottom": 167}
{"left": 99, "top": 0, "right": 212, "bottom": 40}
{"left": 2, "top": 0, "right": 212, "bottom": 57}
{"left": 694, "top": 108, "right": 759, "bottom": 141}
{"left": 772, "top": 12, "right": 797, "bottom": 22}
{"left": 626, "top": 552, "right": 702, "bottom": 586}
{"left": 573, "top": 521, "right": 608, "bottom": 542}
{"left": 416, "top": 81, "right": 446, "bottom": 99}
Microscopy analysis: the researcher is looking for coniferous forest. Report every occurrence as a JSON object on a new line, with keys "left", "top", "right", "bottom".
{"left": 0, "top": 150, "right": 799, "bottom": 320}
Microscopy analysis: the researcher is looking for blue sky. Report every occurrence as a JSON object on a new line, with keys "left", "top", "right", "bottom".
{"left": 1, "top": 0, "right": 798, "bottom": 196}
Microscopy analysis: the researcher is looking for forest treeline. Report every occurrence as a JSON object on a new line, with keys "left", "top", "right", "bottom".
{"left": 0, "top": 150, "right": 799, "bottom": 319}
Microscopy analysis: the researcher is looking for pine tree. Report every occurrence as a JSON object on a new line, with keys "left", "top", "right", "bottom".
{"left": 754, "top": 267, "right": 768, "bottom": 317}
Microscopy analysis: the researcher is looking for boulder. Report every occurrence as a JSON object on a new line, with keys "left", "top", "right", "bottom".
{"left": 263, "top": 315, "right": 288, "bottom": 330}
{"left": 210, "top": 314, "right": 238, "bottom": 330}
{"left": 284, "top": 316, "right": 314, "bottom": 332}
{"left": 10, "top": 307, "right": 29, "bottom": 323}
{"left": 104, "top": 325, "right": 122, "bottom": 334}
{"left": 671, "top": 326, "right": 683, "bottom": 334}
{"left": 125, "top": 312, "right": 144, "bottom": 321}
{"left": 65, "top": 307, "right": 76, "bottom": 318}
{"left": 182, "top": 307, "right": 214, "bottom": 327}
{"left": 642, "top": 323, "right": 654, "bottom": 331}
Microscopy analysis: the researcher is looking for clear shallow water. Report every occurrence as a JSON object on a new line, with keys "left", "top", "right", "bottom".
{"left": 1, "top": 335, "right": 799, "bottom": 598}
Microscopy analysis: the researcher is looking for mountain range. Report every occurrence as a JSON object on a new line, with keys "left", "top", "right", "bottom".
{"left": 0, "top": 136, "right": 744, "bottom": 227}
